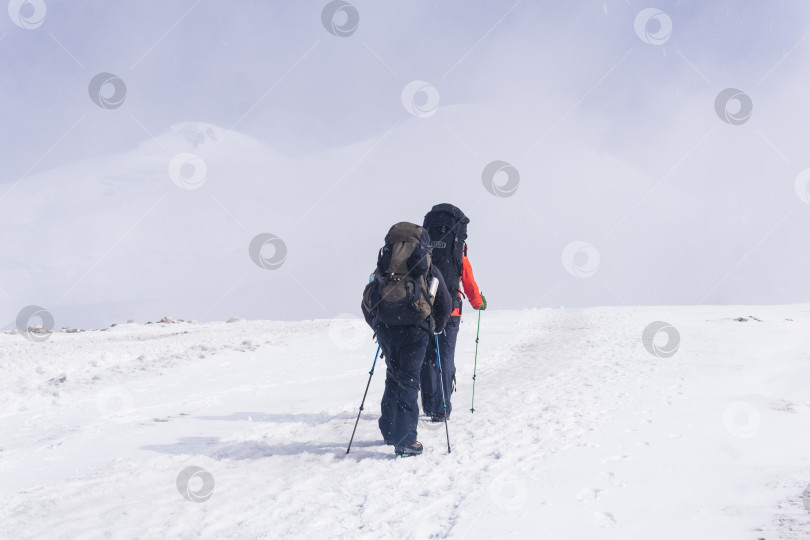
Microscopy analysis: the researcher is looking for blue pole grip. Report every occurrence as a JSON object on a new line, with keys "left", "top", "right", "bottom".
{"left": 436, "top": 334, "right": 446, "bottom": 409}
{"left": 435, "top": 334, "right": 443, "bottom": 373}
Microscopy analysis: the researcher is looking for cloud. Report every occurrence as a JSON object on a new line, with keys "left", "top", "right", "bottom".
{"left": 2, "top": 2, "right": 810, "bottom": 327}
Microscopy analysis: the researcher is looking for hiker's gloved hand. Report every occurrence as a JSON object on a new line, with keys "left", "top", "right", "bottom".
{"left": 477, "top": 294, "right": 487, "bottom": 311}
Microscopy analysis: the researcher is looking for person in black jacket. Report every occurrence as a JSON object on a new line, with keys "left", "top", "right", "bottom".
{"left": 361, "top": 222, "right": 452, "bottom": 457}
{"left": 420, "top": 204, "right": 486, "bottom": 422}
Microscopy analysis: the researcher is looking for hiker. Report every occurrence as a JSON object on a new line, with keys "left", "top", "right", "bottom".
{"left": 362, "top": 222, "right": 452, "bottom": 457}
{"left": 420, "top": 204, "right": 486, "bottom": 422}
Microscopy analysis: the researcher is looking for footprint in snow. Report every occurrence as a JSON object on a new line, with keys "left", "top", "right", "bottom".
{"left": 575, "top": 487, "right": 603, "bottom": 503}
{"left": 601, "top": 454, "right": 631, "bottom": 463}
{"left": 595, "top": 511, "right": 617, "bottom": 527}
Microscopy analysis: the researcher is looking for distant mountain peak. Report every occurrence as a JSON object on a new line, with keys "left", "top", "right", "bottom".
{"left": 171, "top": 122, "right": 224, "bottom": 150}
{"left": 137, "top": 122, "right": 276, "bottom": 158}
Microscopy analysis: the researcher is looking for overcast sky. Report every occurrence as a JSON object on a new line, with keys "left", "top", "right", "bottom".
{"left": 2, "top": 1, "right": 810, "bottom": 329}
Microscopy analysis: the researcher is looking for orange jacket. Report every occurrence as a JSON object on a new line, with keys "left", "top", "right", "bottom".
{"left": 451, "top": 247, "right": 482, "bottom": 316}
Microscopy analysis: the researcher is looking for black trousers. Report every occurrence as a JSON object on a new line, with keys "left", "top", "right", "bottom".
{"left": 377, "top": 325, "right": 429, "bottom": 447}
{"left": 420, "top": 316, "right": 460, "bottom": 418}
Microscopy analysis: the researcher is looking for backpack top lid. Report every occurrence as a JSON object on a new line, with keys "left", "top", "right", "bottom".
{"left": 423, "top": 203, "right": 470, "bottom": 244}
{"left": 425, "top": 203, "right": 469, "bottom": 227}
{"left": 385, "top": 221, "right": 425, "bottom": 245}
{"left": 382, "top": 222, "right": 431, "bottom": 276}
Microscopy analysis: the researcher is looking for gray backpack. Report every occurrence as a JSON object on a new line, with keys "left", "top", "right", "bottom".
{"left": 362, "top": 222, "right": 435, "bottom": 329}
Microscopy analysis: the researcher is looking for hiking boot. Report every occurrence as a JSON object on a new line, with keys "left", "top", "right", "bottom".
{"left": 395, "top": 441, "right": 423, "bottom": 457}
{"left": 430, "top": 413, "right": 450, "bottom": 423}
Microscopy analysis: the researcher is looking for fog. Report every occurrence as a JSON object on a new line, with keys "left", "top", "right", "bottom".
{"left": 2, "top": 1, "right": 809, "bottom": 329}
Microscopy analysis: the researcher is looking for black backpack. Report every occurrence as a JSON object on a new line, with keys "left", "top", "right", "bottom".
{"left": 422, "top": 203, "right": 469, "bottom": 313}
{"left": 362, "top": 222, "right": 436, "bottom": 329}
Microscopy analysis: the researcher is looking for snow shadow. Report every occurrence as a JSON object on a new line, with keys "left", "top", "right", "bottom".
{"left": 142, "top": 436, "right": 390, "bottom": 460}
{"left": 195, "top": 411, "right": 357, "bottom": 425}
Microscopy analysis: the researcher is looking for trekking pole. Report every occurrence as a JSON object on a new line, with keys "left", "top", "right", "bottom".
{"left": 435, "top": 334, "right": 452, "bottom": 454}
{"left": 471, "top": 308, "right": 482, "bottom": 413}
{"left": 346, "top": 345, "right": 381, "bottom": 455}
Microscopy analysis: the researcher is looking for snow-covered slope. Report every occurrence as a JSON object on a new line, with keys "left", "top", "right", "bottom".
{"left": 0, "top": 121, "right": 288, "bottom": 329}
{"left": 1, "top": 108, "right": 730, "bottom": 332}
{"left": 1, "top": 305, "right": 809, "bottom": 539}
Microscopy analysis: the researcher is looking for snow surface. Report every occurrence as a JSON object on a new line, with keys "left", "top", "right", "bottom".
{"left": 2, "top": 306, "right": 810, "bottom": 539}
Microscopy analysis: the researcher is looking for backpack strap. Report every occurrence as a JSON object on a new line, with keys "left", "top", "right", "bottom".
{"left": 419, "top": 274, "right": 435, "bottom": 334}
